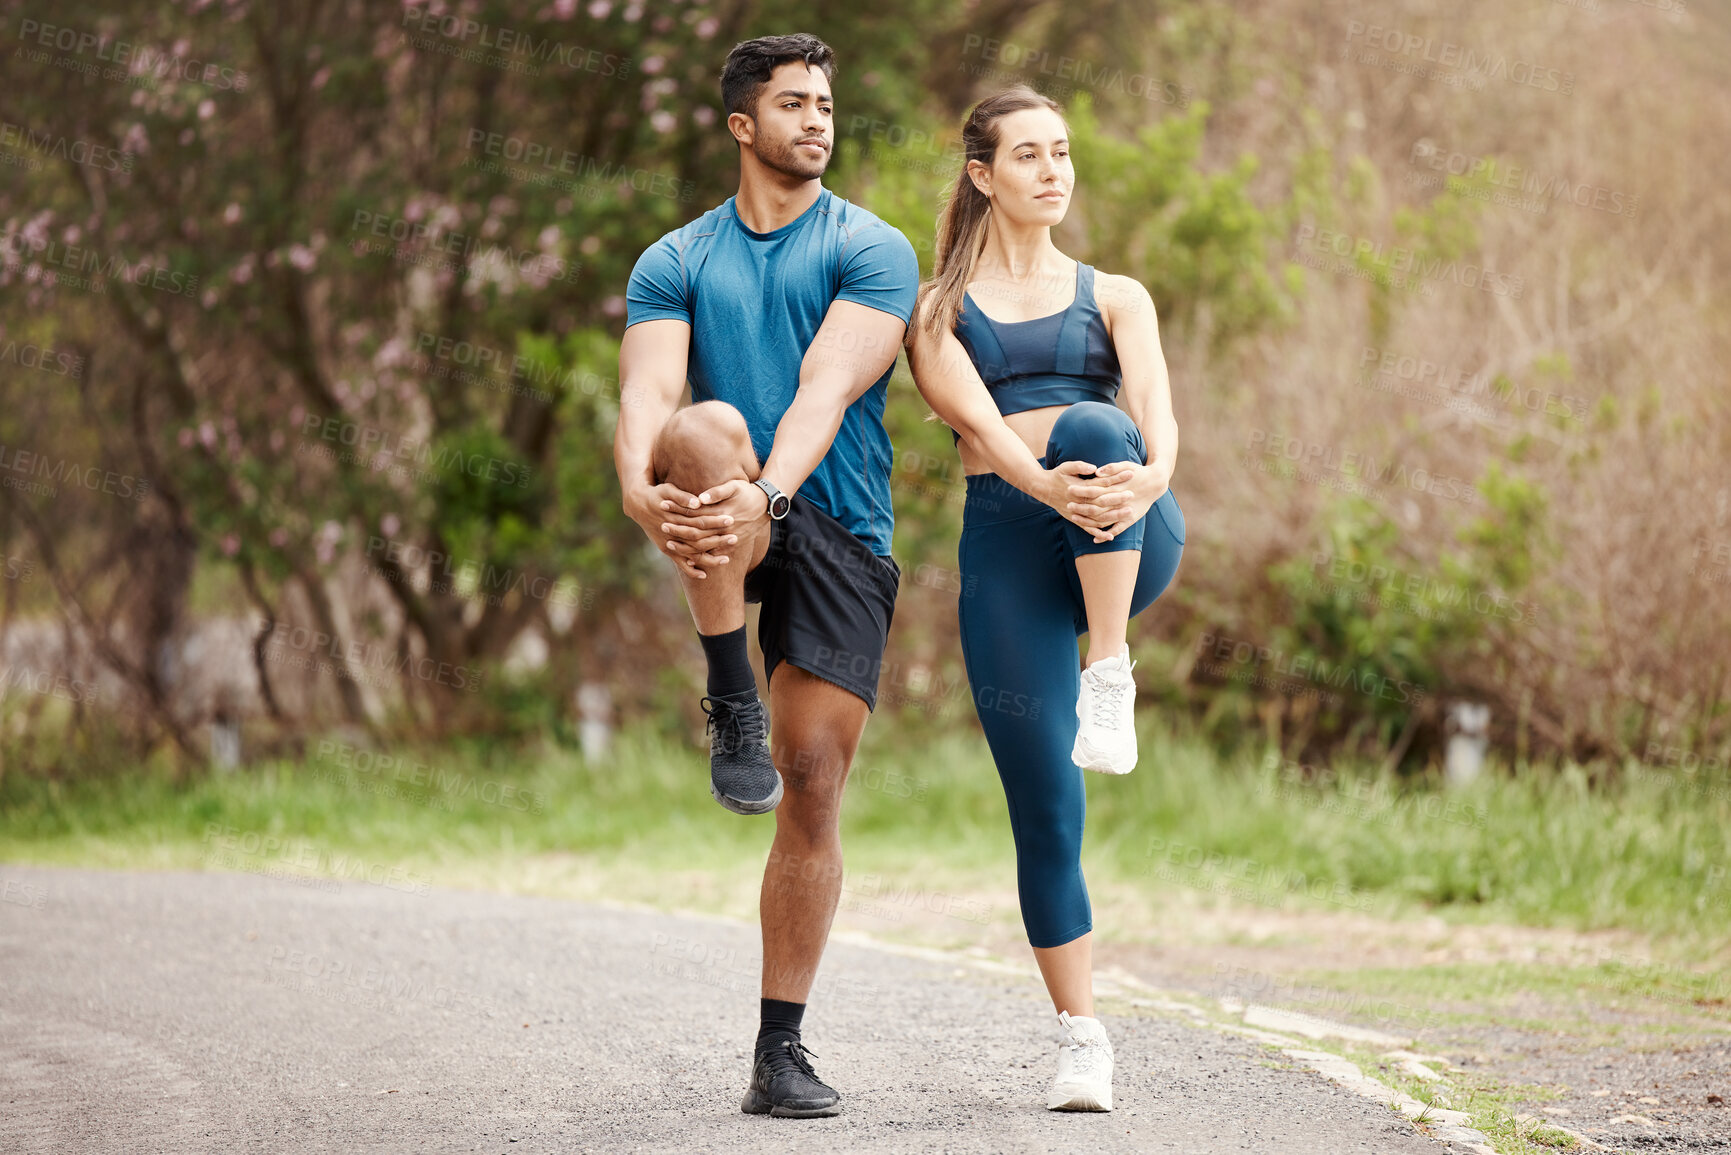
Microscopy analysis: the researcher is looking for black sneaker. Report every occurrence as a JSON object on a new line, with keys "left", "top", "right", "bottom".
{"left": 740, "top": 1037, "right": 840, "bottom": 1118}
{"left": 700, "top": 692, "right": 783, "bottom": 815}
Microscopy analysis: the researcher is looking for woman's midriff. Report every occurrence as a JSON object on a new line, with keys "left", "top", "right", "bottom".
{"left": 959, "top": 405, "right": 1069, "bottom": 476}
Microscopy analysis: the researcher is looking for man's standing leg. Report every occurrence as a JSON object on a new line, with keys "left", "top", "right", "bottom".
{"left": 652, "top": 401, "right": 783, "bottom": 814}
{"left": 743, "top": 665, "right": 871, "bottom": 1117}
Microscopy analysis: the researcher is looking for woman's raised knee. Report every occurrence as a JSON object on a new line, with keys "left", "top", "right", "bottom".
{"left": 1047, "top": 402, "right": 1143, "bottom": 468}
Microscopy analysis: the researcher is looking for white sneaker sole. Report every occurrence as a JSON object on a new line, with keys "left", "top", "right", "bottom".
{"left": 1047, "top": 1083, "right": 1113, "bottom": 1111}
{"left": 1071, "top": 733, "right": 1136, "bottom": 774}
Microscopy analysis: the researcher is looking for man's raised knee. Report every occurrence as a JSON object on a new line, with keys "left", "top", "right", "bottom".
{"left": 654, "top": 400, "right": 757, "bottom": 485}
{"left": 662, "top": 400, "right": 751, "bottom": 454}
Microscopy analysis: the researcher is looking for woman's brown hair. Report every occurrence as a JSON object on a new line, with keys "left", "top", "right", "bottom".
{"left": 910, "top": 85, "right": 1067, "bottom": 344}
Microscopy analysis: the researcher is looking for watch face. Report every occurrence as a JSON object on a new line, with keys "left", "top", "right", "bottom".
{"left": 771, "top": 495, "right": 791, "bottom": 519}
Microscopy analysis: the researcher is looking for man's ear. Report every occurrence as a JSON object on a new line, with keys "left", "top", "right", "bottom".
{"left": 727, "top": 111, "right": 756, "bottom": 149}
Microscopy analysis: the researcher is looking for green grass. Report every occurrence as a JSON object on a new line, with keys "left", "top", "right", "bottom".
{"left": 1, "top": 713, "right": 1727, "bottom": 961}
{"left": 1330, "top": 1040, "right": 1579, "bottom": 1154}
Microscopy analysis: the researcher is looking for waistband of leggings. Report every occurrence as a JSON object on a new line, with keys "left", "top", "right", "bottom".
{"left": 963, "top": 472, "right": 1050, "bottom": 524}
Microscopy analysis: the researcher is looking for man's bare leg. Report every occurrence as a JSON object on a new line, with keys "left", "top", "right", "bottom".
{"left": 654, "top": 400, "right": 781, "bottom": 815}
{"left": 758, "top": 664, "right": 870, "bottom": 1001}
{"left": 652, "top": 400, "right": 773, "bottom": 630}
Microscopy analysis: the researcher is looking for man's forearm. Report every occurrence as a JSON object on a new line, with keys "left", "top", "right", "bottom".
{"left": 614, "top": 386, "right": 681, "bottom": 495}
{"left": 757, "top": 380, "right": 855, "bottom": 498}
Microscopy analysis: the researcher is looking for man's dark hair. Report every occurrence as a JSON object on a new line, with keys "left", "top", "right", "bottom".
{"left": 720, "top": 34, "right": 836, "bottom": 120}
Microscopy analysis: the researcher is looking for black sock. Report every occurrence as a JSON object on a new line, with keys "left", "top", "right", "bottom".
{"left": 757, "top": 997, "right": 805, "bottom": 1049}
{"left": 699, "top": 626, "right": 756, "bottom": 699}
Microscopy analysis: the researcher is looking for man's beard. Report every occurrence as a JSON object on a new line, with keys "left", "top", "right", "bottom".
{"left": 754, "top": 131, "right": 829, "bottom": 180}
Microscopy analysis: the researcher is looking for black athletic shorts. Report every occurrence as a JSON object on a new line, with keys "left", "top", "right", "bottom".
{"left": 743, "top": 493, "right": 901, "bottom": 711}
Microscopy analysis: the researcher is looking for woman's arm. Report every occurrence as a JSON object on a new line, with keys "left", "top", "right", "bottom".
{"left": 1104, "top": 272, "right": 1179, "bottom": 486}
{"left": 1066, "top": 273, "right": 1179, "bottom": 538}
{"left": 907, "top": 300, "right": 1107, "bottom": 525}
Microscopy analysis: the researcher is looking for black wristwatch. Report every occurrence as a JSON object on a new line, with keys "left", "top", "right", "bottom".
{"left": 753, "top": 478, "right": 791, "bottom": 520}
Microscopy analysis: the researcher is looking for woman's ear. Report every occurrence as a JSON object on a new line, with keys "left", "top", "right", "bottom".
{"left": 966, "top": 158, "right": 992, "bottom": 199}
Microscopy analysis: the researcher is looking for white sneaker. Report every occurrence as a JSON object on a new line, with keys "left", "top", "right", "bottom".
{"left": 1047, "top": 1010, "right": 1114, "bottom": 1111}
{"left": 1072, "top": 647, "right": 1137, "bottom": 773}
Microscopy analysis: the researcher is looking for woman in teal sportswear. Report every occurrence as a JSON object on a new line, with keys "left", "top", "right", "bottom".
{"left": 906, "top": 86, "right": 1185, "bottom": 1113}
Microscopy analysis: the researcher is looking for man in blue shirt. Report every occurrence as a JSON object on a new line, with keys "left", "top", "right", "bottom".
{"left": 614, "top": 33, "right": 918, "bottom": 1118}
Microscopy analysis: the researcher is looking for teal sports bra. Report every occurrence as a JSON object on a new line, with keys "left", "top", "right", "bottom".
{"left": 950, "top": 262, "right": 1122, "bottom": 443}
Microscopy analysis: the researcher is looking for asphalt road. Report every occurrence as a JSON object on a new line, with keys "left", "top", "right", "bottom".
{"left": 0, "top": 863, "right": 1459, "bottom": 1154}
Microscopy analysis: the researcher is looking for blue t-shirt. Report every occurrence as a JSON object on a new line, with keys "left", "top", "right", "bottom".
{"left": 625, "top": 188, "right": 918, "bottom": 556}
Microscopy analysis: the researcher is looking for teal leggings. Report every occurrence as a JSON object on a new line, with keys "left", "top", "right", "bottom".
{"left": 957, "top": 402, "right": 1185, "bottom": 948}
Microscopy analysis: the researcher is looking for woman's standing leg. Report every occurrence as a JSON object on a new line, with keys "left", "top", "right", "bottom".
{"left": 956, "top": 505, "right": 1096, "bottom": 978}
